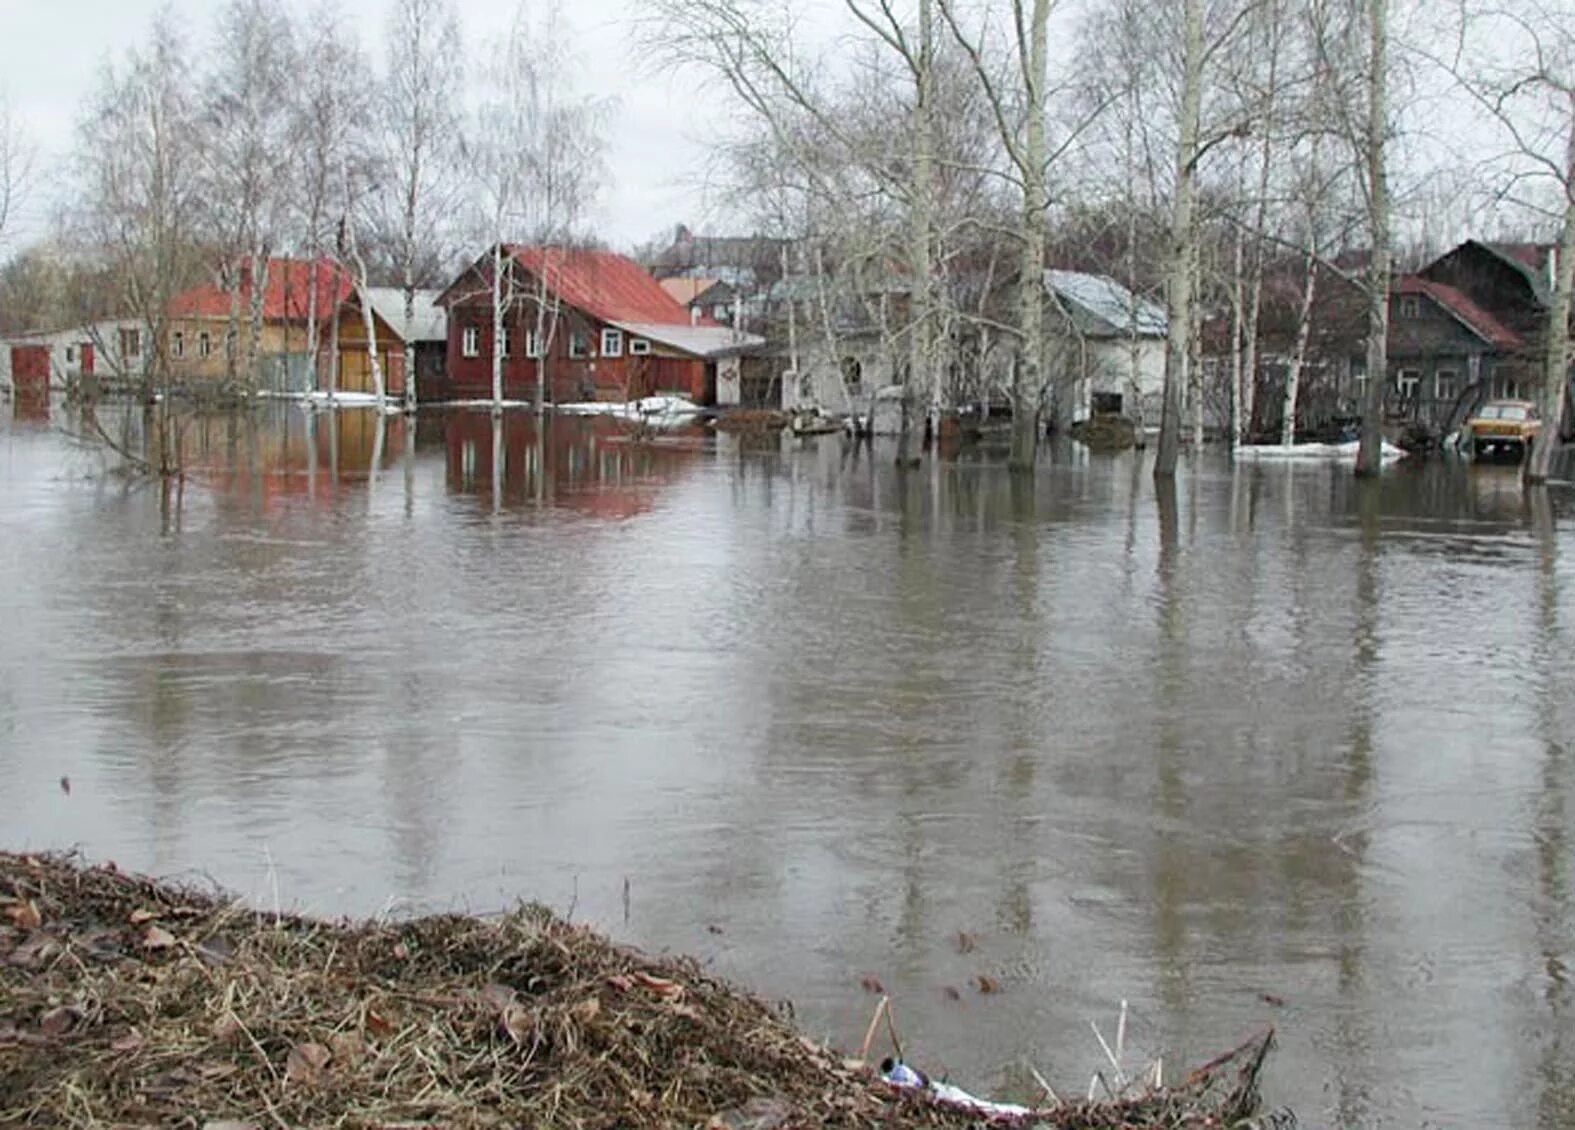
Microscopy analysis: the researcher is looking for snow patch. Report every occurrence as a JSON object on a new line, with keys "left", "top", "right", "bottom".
{"left": 555, "top": 396, "right": 703, "bottom": 419}
{"left": 1235, "top": 439, "right": 1407, "bottom": 463}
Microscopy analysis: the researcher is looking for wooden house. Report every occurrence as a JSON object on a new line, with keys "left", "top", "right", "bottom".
{"left": 317, "top": 288, "right": 447, "bottom": 398}
{"left": 164, "top": 259, "right": 353, "bottom": 389}
{"left": 431, "top": 246, "right": 762, "bottom": 405}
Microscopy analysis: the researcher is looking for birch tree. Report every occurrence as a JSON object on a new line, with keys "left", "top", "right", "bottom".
{"left": 199, "top": 0, "right": 298, "bottom": 390}
{"left": 1153, "top": 0, "right": 1206, "bottom": 478}
{"left": 293, "top": 0, "right": 369, "bottom": 394}
{"left": 652, "top": 0, "right": 947, "bottom": 466}
{"left": 0, "top": 88, "right": 33, "bottom": 255}
{"left": 1351, "top": 0, "right": 1392, "bottom": 476}
{"left": 380, "top": 0, "right": 463, "bottom": 412}
{"left": 74, "top": 9, "right": 203, "bottom": 395}
{"left": 937, "top": 0, "right": 1056, "bottom": 470}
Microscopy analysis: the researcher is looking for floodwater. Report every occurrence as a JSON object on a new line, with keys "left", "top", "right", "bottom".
{"left": 2, "top": 397, "right": 1573, "bottom": 1129}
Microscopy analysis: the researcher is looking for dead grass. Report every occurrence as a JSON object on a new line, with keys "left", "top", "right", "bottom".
{"left": 0, "top": 852, "right": 1273, "bottom": 1129}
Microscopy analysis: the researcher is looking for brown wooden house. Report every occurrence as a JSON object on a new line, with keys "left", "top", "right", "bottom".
{"left": 431, "top": 246, "right": 762, "bottom": 405}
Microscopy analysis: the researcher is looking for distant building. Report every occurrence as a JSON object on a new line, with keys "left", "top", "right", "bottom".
{"left": 1043, "top": 269, "right": 1169, "bottom": 426}
{"left": 1, "top": 318, "right": 147, "bottom": 393}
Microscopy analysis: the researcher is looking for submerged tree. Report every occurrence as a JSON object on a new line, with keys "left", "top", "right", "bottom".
{"left": 379, "top": 0, "right": 463, "bottom": 412}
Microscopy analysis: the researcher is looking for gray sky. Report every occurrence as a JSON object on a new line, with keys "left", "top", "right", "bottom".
{"left": 0, "top": 0, "right": 731, "bottom": 251}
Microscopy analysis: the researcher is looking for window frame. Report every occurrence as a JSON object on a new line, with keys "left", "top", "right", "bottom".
{"left": 1435, "top": 367, "right": 1459, "bottom": 402}
{"left": 198, "top": 332, "right": 212, "bottom": 359}
{"left": 569, "top": 329, "right": 589, "bottom": 360}
{"left": 1396, "top": 367, "right": 1422, "bottom": 399}
{"left": 601, "top": 328, "right": 624, "bottom": 358}
{"left": 1399, "top": 295, "right": 1421, "bottom": 319}
{"left": 462, "top": 325, "right": 481, "bottom": 358}
{"left": 629, "top": 338, "right": 652, "bottom": 356}
{"left": 525, "top": 329, "right": 543, "bottom": 359}
{"left": 172, "top": 331, "right": 185, "bottom": 359}
{"left": 498, "top": 324, "right": 512, "bottom": 358}
{"left": 121, "top": 328, "right": 141, "bottom": 358}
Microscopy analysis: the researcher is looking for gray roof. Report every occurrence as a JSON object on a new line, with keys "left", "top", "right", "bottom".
{"left": 1044, "top": 270, "right": 1167, "bottom": 339}
{"left": 612, "top": 322, "right": 765, "bottom": 359}
{"left": 364, "top": 287, "right": 447, "bottom": 343}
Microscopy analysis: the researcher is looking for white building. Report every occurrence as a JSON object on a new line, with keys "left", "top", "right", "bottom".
{"left": 1044, "top": 270, "right": 1168, "bottom": 426}
{"left": 0, "top": 319, "right": 148, "bottom": 392}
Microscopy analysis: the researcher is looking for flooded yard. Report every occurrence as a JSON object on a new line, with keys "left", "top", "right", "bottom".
{"left": 2, "top": 399, "right": 1573, "bottom": 1128}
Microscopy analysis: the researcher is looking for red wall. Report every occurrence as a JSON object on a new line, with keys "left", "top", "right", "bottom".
{"left": 431, "top": 299, "right": 708, "bottom": 404}
{"left": 10, "top": 345, "right": 50, "bottom": 392}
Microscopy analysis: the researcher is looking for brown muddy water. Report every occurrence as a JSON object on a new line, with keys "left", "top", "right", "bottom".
{"left": 2, "top": 399, "right": 1573, "bottom": 1129}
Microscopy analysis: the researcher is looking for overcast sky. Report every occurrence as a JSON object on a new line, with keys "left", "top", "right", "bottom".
{"left": 0, "top": 0, "right": 736, "bottom": 251}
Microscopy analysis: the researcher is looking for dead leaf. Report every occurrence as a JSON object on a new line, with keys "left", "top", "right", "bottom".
{"left": 59, "top": 776, "right": 71, "bottom": 796}
{"left": 670, "top": 1003, "right": 703, "bottom": 1022}
{"left": 572, "top": 997, "right": 601, "bottom": 1023}
{"left": 481, "top": 982, "right": 517, "bottom": 1011}
{"left": 942, "top": 986, "right": 962, "bottom": 1002}
{"left": 365, "top": 1011, "right": 394, "bottom": 1039}
{"left": 391, "top": 942, "right": 410, "bottom": 961}
{"left": 7, "top": 934, "right": 61, "bottom": 969}
{"left": 1259, "top": 992, "right": 1287, "bottom": 1008}
{"left": 6, "top": 901, "right": 42, "bottom": 930}
{"left": 110, "top": 1031, "right": 145, "bottom": 1054}
{"left": 142, "top": 925, "right": 178, "bottom": 951}
{"left": 211, "top": 1014, "right": 244, "bottom": 1044}
{"left": 955, "top": 931, "right": 977, "bottom": 954}
{"left": 860, "top": 976, "right": 884, "bottom": 995}
{"left": 974, "top": 974, "right": 1001, "bottom": 995}
{"left": 606, "top": 974, "right": 634, "bottom": 992}
{"left": 631, "top": 971, "right": 685, "bottom": 1001}
{"left": 501, "top": 1003, "right": 534, "bottom": 1045}
{"left": 285, "top": 1042, "right": 332, "bottom": 1085}
{"left": 328, "top": 1031, "right": 366, "bottom": 1068}
{"left": 40, "top": 1005, "right": 83, "bottom": 1037}
{"left": 129, "top": 909, "right": 160, "bottom": 926}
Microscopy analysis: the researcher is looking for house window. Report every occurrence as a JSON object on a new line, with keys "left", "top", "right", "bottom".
{"left": 198, "top": 332, "right": 212, "bottom": 359}
{"left": 121, "top": 328, "right": 141, "bottom": 358}
{"left": 569, "top": 329, "right": 589, "bottom": 359}
{"left": 713, "top": 304, "right": 730, "bottom": 321}
{"left": 1398, "top": 296, "right": 1421, "bottom": 319}
{"left": 1396, "top": 368, "right": 1421, "bottom": 399}
{"left": 630, "top": 338, "right": 651, "bottom": 356}
{"left": 65, "top": 345, "right": 77, "bottom": 363}
{"left": 601, "top": 328, "right": 624, "bottom": 358}
{"left": 498, "top": 325, "right": 512, "bottom": 358}
{"left": 172, "top": 331, "right": 185, "bottom": 359}
{"left": 1436, "top": 368, "right": 1459, "bottom": 402}
{"left": 462, "top": 326, "right": 480, "bottom": 358}
{"left": 1500, "top": 376, "right": 1521, "bottom": 399}
{"left": 525, "top": 330, "right": 542, "bottom": 358}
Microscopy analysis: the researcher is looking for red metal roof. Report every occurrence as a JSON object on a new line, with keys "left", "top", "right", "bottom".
{"left": 505, "top": 246, "right": 716, "bottom": 327}
{"left": 169, "top": 259, "right": 354, "bottom": 321}
{"left": 1397, "top": 275, "right": 1523, "bottom": 350}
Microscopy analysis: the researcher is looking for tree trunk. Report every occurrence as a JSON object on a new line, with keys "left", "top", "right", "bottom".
{"left": 899, "top": 0, "right": 937, "bottom": 469}
{"left": 1009, "top": 0, "right": 1050, "bottom": 472}
{"left": 1154, "top": 0, "right": 1203, "bottom": 479}
{"left": 1526, "top": 113, "right": 1575, "bottom": 485}
{"left": 1282, "top": 256, "right": 1318, "bottom": 448}
{"left": 247, "top": 249, "right": 269, "bottom": 393}
{"left": 306, "top": 255, "right": 321, "bottom": 393}
{"left": 1355, "top": 0, "right": 1391, "bottom": 477}
{"left": 492, "top": 240, "right": 505, "bottom": 413}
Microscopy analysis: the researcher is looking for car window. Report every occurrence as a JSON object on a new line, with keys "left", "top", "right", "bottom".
{"left": 1501, "top": 405, "right": 1528, "bottom": 420}
{"left": 1477, "top": 405, "right": 1502, "bottom": 419}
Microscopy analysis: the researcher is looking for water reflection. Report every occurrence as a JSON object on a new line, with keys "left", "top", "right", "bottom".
{"left": 1, "top": 407, "right": 1573, "bottom": 1128}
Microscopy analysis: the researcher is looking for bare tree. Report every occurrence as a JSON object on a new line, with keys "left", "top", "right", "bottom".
{"left": 198, "top": 0, "right": 298, "bottom": 390}
{"left": 0, "top": 87, "right": 34, "bottom": 255}
{"left": 380, "top": 0, "right": 463, "bottom": 412}
{"left": 73, "top": 7, "right": 204, "bottom": 395}
{"left": 1439, "top": 0, "right": 1575, "bottom": 484}
{"left": 293, "top": 0, "right": 371, "bottom": 394}
{"left": 937, "top": 0, "right": 1058, "bottom": 470}
{"left": 1354, "top": 0, "right": 1393, "bottom": 477}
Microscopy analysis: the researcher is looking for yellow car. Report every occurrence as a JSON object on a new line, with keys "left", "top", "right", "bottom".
{"left": 1466, "top": 399, "right": 1542, "bottom": 457}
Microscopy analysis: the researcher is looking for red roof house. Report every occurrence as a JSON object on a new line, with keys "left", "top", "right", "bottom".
{"left": 432, "top": 245, "right": 761, "bottom": 405}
